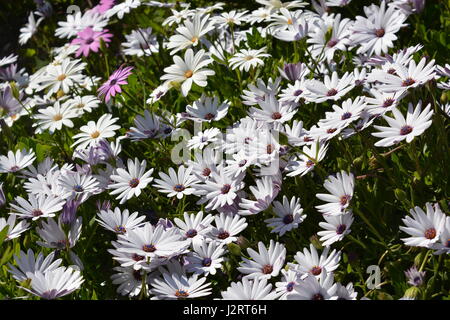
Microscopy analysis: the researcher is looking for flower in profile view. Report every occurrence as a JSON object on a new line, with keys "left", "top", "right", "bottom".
{"left": 19, "top": 12, "right": 43, "bottom": 45}
{"left": 229, "top": 48, "right": 270, "bottom": 72}
{"left": 404, "top": 266, "right": 426, "bottom": 287}
{"left": 316, "top": 171, "right": 355, "bottom": 216}
{"left": 7, "top": 249, "right": 62, "bottom": 282}
{"left": 71, "top": 27, "right": 113, "bottom": 57}
{"left": 22, "top": 266, "right": 84, "bottom": 300}
{"left": 0, "top": 149, "right": 36, "bottom": 174}
{"left": 0, "top": 214, "right": 30, "bottom": 241}
{"left": 9, "top": 193, "right": 65, "bottom": 221}
{"left": 97, "top": 65, "right": 133, "bottom": 103}
{"left": 96, "top": 208, "right": 146, "bottom": 235}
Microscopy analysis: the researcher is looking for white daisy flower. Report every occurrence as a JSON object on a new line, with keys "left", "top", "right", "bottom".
{"left": 185, "top": 94, "right": 230, "bottom": 122}
{"left": 149, "top": 269, "right": 212, "bottom": 300}
{"left": 283, "top": 120, "right": 312, "bottom": 147}
{"left": 289, "top": 244, "right": 341, "bottom": 277}
{"left": 161, "top": 48, "right": 215, "bottom": 97}
{"left": 318, "top": 97, "right": 367, "bottom": 130}
{"left": 365, "top": 88, "right": 405, "bottom": 116}
{"left": 122, "top": 27, "right": 159, "bottom": 57}
{"left": 194, "top": 170, "right": 245, "bottom": 211}
{"left": 400, "top": 203, "right": 446, "bottom": 248}
{"left": 33, "top": 101, "right": 78, "bottom": 133}
{"left": 36, "top": 58, "right": 86, "bottom": 97}
{"left": 221, "top": 276, "right": 278, "bottom": 300}
{"left": 71, "top": 114, "right": 120, "bottom": 150}
{"left": 96, "top": 208, "right": 146, "bottom": 235}
{"left": 307, "top": 14, "right": 352, "bottom": 63}
{"left": 111, "top": 266, "right": 146, "bottom": 297}
{"left": 106, "top": 0, "right": 141, "bottom": 19}
{"left": 109, "top": 158, "right": 154, "bottom": 204}
{"left": 287, "top": 271, "right": 338, "bottom": 300}
{"left": 318, "top": 210, "right": 354, "bottom": 246}
{"left": 248, "top": 94, "right": 296, "bottom": 126}
{"left": 153, "top": 166, "right": 198, "bottom": 199}
{"left": 63, "top": 95, "right": 100, "bottom": 115}
{"left": 275, "top": 268, "right": 303, "bottom": 300}
{"left": 185, "top": 240, "right": 226, "bottom": 275}
{"left": 372, "top": 101, "right": 433, "bottom": 147}
{"left": 370, "top": 57, "right": 435, "bottom": 93}
{"left": 173, "top": 211, "right": 214, "bottom": 244}
{"left": 22, "top": 266, "right": 84, "bottom": 300}
{"left": 7, "top": 249, "right": 62, "bottom": 283}
{"left": 116, "top": 223, "right": 190, "bottom": 270}
{"left": 209, "top": 212, "right": 248, "bottom": 244}
{"left": 351, "top": 1, "right": 407, "bottom": 56}
{"left": 431, "top": 217, "right": 450, "bottom": 255}
{"left": 19, "top": 12, "right": 43, "bottom": 45}
{"left": 0, "top": 54, "right": 18, "bottom": 67}
{"left": 213, "top": 10, "right": 248, "bottom": 29}
{"left": 229, "top": 48, "right": 271, "bottom": 72}
{"left": 264, "top": 196, "right": 306, "bottom": 236}
{"left": 58, "top": 171, "right": 100, "bottom": 203}
{"left": 304, "top": 71, "right": 355, "bottom": 103}
{"left": 0, "top": 149, "right": 36, "bottom": 173}
{"left": 239, "top": 176, "right": 281, "bottom": 216}
{"left": 0, "top": 214, "right": 30, "bottom": 241}
{"left": 335, "top": 282, "right": 358, "bottom": 300}
{"left": 241, "top": 77, "right": 281, "bottom": 106}
{"left": 10, "top": 193, "right": 65, "bottom": 221}
{"left": 316, "top": 171, "right": 355, "bottom": 216}
{"left": 238, "top": 240, "right": 286, "bottom": 279}
{"left": 286, "top": 141, "right": 328, "bottom": 177}
{"left": 36, "top": 217, "right": 82, "bottom": 250}
{"left": 167, "top": 13, "right": 214, "bottom": 54}
{"left": 187, "top": 128, "right": 222, "bottom": 150}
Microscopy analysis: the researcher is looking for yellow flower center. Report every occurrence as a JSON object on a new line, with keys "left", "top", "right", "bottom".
{"left": 53, "top": 113, "right": 63, "bottom": 121}
{"left": 184, "top": 70, "right": 193, "bottom": 78}
{"left": 91, "top": 131, "right": 100, "bottom": 138}
{"left": 57, "top": 74, "right": 67, "bottom": 81}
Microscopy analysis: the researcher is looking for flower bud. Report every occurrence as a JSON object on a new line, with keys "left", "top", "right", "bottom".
{"left": 403, "top": 286, "right": 421, "bottom": 299}
{"left": 394, "top": 188, "right": 408, "bottom": 202}
{"left": 227, "top": 242, "right": 242, "bottom": 256}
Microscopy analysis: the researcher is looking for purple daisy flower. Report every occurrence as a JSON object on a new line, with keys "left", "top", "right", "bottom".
{"left": 71, "top": 27, "right": 113, "bottom": 57}
{"left": 97, "top": 65, "right": 133, "bottom": 103}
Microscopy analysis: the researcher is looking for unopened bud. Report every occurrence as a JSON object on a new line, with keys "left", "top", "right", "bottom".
{"left": 227, "top": 242, "right": 241, "bottom": 256}
{"left": 394, "top": 188, "right": 407, "bottom": 202}
{"left": 403, "top": 286, "right": 421, "bottom": 299}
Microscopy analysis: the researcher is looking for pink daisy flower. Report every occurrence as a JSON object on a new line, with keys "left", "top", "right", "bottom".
{"left": 93, "top": 0, "right": 116, "bottom": 14}
{"left": 97, "top": 65, "right": 134, "bottom": 103}
{"left": 71, "top": 27, "right": 113, "bottom": 57}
